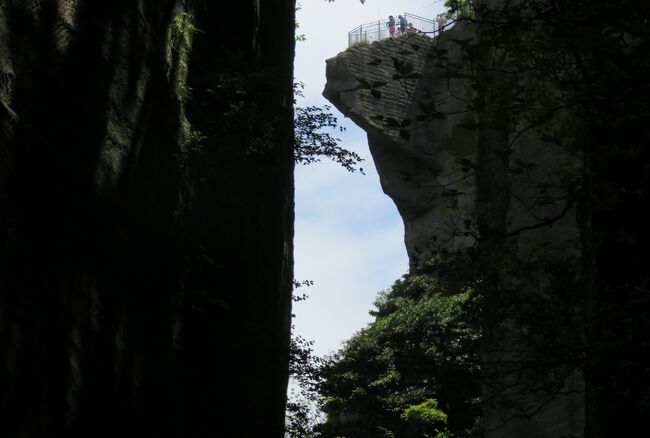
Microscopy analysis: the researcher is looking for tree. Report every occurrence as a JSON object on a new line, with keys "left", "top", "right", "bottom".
{"left": 444, "top": 0, "right": 474, "bottom": 18}
{"left": 400, "top": 399, "right": 449, "bottom": 438}
{"left": 286, "top": 331, "right": 325, "bottom": 437}
{"left": 286, "top": 280, "right": 325, "bottom": 438}
{"left": 315, "top": 261, "right": 482, "bottom": 438}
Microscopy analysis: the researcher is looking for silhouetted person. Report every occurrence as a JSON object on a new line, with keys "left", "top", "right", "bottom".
{"left": 437, "top": 13, "right": 446, "bottom": 34}
{"left": 398, "top": 15, "right": 407, "bottom": 34}
{"left": 387, "top": 15, "right": 396, "bottom": 36}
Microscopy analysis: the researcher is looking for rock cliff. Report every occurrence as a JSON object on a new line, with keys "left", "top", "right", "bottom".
{"left": 0, "top": 1, "right": 294, "bottom": 436}
{"left": 324, "top": 26, "right": 584, "bottom": 438}
{"left": 324, "top": 32, "right": 476, "bottom": 267}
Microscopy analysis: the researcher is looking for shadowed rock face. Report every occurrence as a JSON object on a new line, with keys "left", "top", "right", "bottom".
{"left": 324, "top": 27, "right": 585, "bottom": 438}
{"left": 0, "top": 1, "right": 294, "bottom": 436}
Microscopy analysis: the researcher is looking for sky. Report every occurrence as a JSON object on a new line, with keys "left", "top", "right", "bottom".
{"left": 293, "top": 0, "right": 447, "bottom": 356}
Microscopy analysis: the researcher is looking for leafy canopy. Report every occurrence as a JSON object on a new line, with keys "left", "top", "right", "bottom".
{"left": 315, "top": 263, "right": 482, "bottom": 437}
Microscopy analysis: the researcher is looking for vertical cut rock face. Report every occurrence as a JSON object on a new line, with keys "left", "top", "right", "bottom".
{"left": 0, "top": 1, "right": 294, "bottom": 436}
{"left": 324, "top": 31, "right": 478, "bottom": 267}
{"left": 324, "top": 27, "right": 585, "bottom": 438}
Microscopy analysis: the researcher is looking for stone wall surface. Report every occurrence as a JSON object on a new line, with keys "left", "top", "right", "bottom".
{"left": 324, "top": 30, "right": 478, "bottom": 267}
{"left": 324, "top": 25, "right": 584, "bottom": 438}
{"left": 0, "top": 1, "right": 295, "bottom": 436}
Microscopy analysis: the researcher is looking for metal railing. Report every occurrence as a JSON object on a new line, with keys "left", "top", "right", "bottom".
{"left": 347, "top": 12, "right": 456, "bottom": 47}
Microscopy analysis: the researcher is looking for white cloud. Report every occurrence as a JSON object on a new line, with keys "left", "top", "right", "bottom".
{"left": 294, "top": 155, "right": 408, "bottom": 356}
{"left": 293, "top": 214, "right": 407, "bottom": 356}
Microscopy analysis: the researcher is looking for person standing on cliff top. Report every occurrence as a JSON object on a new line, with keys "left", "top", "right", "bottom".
{"left": 437, "top": 13, "right": 447, "bottom": 34}
{"left": 387, "top": 15, "right": 396, "bottom": 36}
{"left": 398, "top": 15, "right": 407, "bottom": 34}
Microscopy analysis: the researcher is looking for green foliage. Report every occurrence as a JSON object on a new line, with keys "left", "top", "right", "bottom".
{"left": 188, "top": 128, "right": 207, "bottom": 152}
{"left": 444, "top": 0, "right": 473, "bottom": 18}
{"left": 178, "top": 83, "right": 193, "bottom": 102}
{"left": 286, "top": 333, "right": 324, "bottom": 437}
{"left": 286, "top": 280, "right": 324, "bottom": 437}
{"left": 295, "top": 3, "right": 306, "bottom": 42}
{"left": 294, "top": 82, "right": 364, "bottom": 173}
{"left": 315, "top": 262, "right": 482, "bottom": 437}
{"left": 400, "top": 399, "right": 449, "bottom": 438}
{"left": 401, "top": 399, "right": 447, "bottom": 426}
{"left": 172, "top": 12, "right": 203, "bottom": 47}
{"left": 189, "top": 129, "right": 207, "bottom": 144}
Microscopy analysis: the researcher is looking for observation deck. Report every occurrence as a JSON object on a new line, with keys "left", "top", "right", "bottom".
{"left": 347, "top": 12, "right": 455, "bottom": 47}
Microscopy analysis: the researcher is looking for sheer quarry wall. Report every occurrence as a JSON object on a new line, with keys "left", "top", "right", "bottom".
{"left": 0, "top": 1, "right": 294, "bottom": 436}
{"left": 325, "top": 32, "right": 477, "bottom": 268}
{"left": 324, "top": 27, "right": 584, "bottom": 437}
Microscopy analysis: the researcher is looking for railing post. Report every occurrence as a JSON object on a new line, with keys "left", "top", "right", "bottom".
{"left": 359, "top": 24, "right": 362, "bottom": 43}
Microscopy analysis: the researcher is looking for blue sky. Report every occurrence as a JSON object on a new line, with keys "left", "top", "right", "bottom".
{"left": 293, "top": 0, "right": 447, "bottom": 356}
